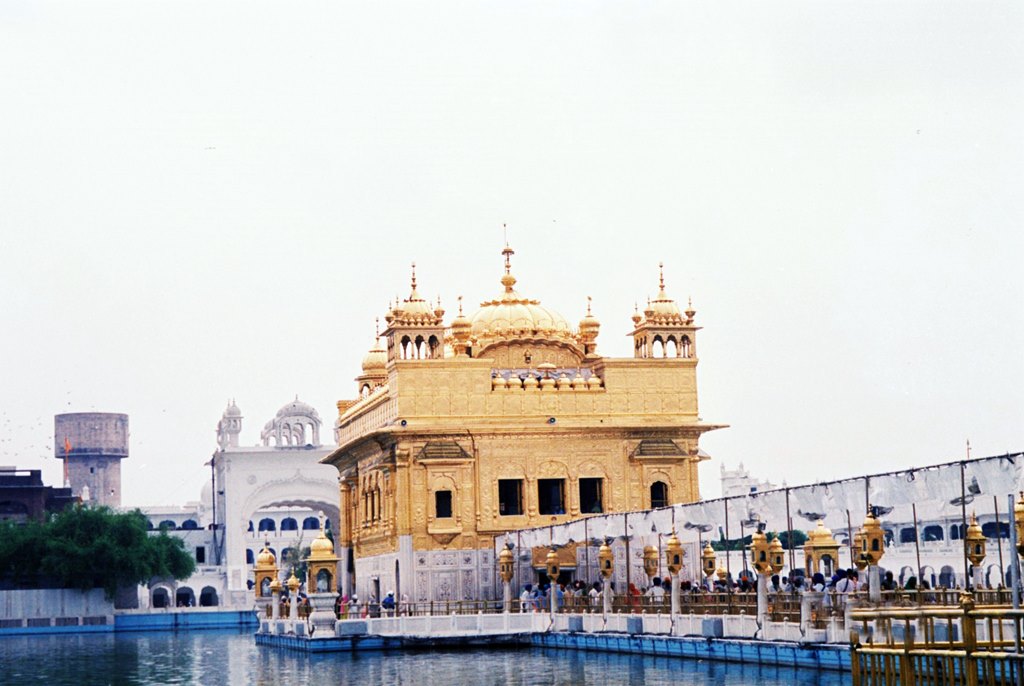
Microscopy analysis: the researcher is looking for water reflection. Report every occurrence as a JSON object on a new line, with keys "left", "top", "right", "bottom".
{"left": 0, "top": 630, "right": 846, "bottom": 686}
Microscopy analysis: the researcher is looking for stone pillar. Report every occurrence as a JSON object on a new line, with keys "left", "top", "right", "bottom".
{"left": 868, "top": 565, "right": 881, "bottom": 603}
{"left": 602, "top": 583, "right": 611, "bottom": 619}
{"left": 308, "top": 592, "right": 337, "bottom": 636}
{"left": 671, "top": 574, "right": 680, "bottom": 618}
{"left": 503, "top": 579, "right": 511, "bottom": 614}
{"left": 271, "top": 589, "right": 280, "bottom": 620}
{"left": 972, "top": 566, "right": 985, "bottom": 592}
{"left": 756, "top": 574, "right": 768, "bottom": 626}
{"left": 290, "top": 591, "right": 299, "bottom": 625}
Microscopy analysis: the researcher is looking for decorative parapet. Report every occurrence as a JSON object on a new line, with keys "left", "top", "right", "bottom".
{"left": 335, "top": 390, "right": 398, "bottom": 449}
{"left": 490, "top": 368, "right": 604, "bottom": 392}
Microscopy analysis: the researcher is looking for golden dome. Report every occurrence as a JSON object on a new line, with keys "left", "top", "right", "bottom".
{"left": 256, "top": 544, "right": 276, "bottom": 568}
{"left": 397, "top": 263, "right": 436, "bottom": 321}
{"left": 308, "top": 519, "right": 338, "bottom": 560}
{"left": 361, "top": 321, "right": 386, "bottom": 373}
{"left": 578, "top": 296, "right": 600, "bottom": 332}
{"left": 806, "top": 520, "right": 839, "bottom": 549}
{"left": 647, "top": 263, "right": 684, "bottom": 321}
{"left": 468, "top": 245, "right": 580, "bottom": 353}
{"left": 451, "top": 296, "right": 471, "bottom": 332}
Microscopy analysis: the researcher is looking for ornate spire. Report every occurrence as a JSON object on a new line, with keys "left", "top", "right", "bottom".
{"left": 500, "top": 243, "right": 517, "bottom": 294}
{"left": 410, "top": 262, "right": 417, "bottom": 290}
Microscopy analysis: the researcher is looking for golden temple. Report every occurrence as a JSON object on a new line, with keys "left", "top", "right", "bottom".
{"left": 323, "top": 245, "right": 724, "bottom": 602}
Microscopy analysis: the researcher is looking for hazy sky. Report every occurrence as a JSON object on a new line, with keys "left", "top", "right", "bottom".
{"left": 1, "top": 1, "right": 1021, "bottom": 507}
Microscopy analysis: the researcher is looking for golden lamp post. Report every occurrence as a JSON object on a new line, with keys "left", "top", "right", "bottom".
{"left": 287, "top": 571, "right": 301, "bottom": 623}
{"left": 858, "top": 506, "right": 886, "bottom": 603}
{"left": 598, "top": 538, "right": 615, "bottom": 618}
{"left": 749, "top": 528, "right": 770, "bottom": 630}
{"left": 545, "top": 548, "right": 560, "bottom": 620}
{"left": 701, "top": 542, "right": 717, "bottom": 590}
{"left": 965, "top": 513, "right": 986, "bottom": 590}
{"left": 498, "top": 542, "right": 515, "bottom": 613}
{"left": 269, "top": 576, "right": 282, "bottom": 621}
{"left": 665, "top": 532, "right": 683, "bottom": 618}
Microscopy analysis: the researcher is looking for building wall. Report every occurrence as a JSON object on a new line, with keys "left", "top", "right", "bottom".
{"left": 330, "top": 354, "right": 717, "bottom": 598}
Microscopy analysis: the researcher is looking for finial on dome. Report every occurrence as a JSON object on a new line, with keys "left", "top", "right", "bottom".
{"left": 410, "top": 262, "right": 417, "bottom": 290}
{"left": 457, "top": 295, "right": 464, "bottom": 315}
{"left": 659, "top": 262, "right": 665, "bottom": 291}
{"left": 586, "top": 295, "right": 593, "bottom": 315}
{"left": 375, "top": 317, "right": 380, "bottom": 338}
{"left": 500, "top": 242, "right": 517, "bottom": 293}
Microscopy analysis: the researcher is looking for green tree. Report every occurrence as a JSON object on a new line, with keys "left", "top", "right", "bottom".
{"left": 775, "top": 529, "right": 808, "bottom": 550}
{"left": 0, "top": 505, "right": 195, "bottom": 598}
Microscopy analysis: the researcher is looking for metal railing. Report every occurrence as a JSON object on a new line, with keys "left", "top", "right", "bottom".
{"left": 850, "top": 591, "right": 1024, "bottom": 686}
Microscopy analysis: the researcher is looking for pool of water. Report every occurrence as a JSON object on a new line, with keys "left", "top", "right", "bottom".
{"left": 0, "top": 630, "right": 847, "bottom": 685}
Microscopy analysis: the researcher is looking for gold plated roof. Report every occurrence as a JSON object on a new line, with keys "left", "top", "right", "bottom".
{"left": 467, "top": 245, "right": 580, "bottom": 352}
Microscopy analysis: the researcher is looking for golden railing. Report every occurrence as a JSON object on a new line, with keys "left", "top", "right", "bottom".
{"left": 850, "top": 591, "right": 1024, "bottom": 686}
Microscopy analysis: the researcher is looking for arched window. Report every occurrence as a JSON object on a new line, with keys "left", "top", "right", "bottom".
{"left": 982, "top": 522, "right": 1010, "bottom": 539}
{"left": 428, "top": 335, "right": 440, "bottom": 359}
{"left": 302, "top": 516, "right": 319, "bottom": 530}
{"left": 247, "top": 520, "right": 254, "bottom": 532}
{"left": 650, "top": 481, "right": 669, "bottom": 509}
{"left": 665, "top": 337, "right": 677, "bottom": 358}
{"left": 950, "top": 524, "right": 965, "bottom": 540}
{"left": 258, "top": 518, "right": 276, "bottom": 532}
{"left": 923, "top": 525, "right": 943, "bottom": 542}
{"left": 280, "top": 517, "right": 298, "bottom": 531}
{"left": 899, "top": 527, "right": 917, "bottom": 543}
{"left": 246, "top": 549, "right": 254, "bottom": 565}
{"left": 146, "top": 520, "right": 155, "bottom": 530}
{"left": 180, "top": 519, "right": 199, "bottom": 530}
{"left": 159, "top": 520, "right": 177, "bottom": 530}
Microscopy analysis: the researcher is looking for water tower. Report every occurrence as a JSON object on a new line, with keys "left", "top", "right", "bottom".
{"left": 54, "top": 412, "right": 129, "bottom": 508}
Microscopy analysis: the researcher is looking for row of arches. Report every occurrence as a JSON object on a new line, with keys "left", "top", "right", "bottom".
{"left": 148, "top": 519, "right": 200, "bottom": 531}
{"left": 263, "top": 421, "right": 319, "bottom": 447}
{"left": 396, "top": 334, "right": 442, "bottom": 360}
{"left": 151, "top": 585, "right": 218, "bottom": 608}
{"left": 895, "top": 522, "right": 1010, "bottom": 544}
{"left": 247, "top": 516, "right": 323, "bottom": 533}
{"left": 634, "top": 334, "right": 692, "bottom": 359}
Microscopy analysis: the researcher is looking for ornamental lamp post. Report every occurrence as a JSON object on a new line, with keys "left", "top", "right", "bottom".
{"left": 666, "top": 532, "right": 683, "bottom": 618}
{"left": 287, "top": 571, "right": 300, "bottom": 624}
{"left": 859, "top": 506, "right": 886, "bottom": 602}
{"left": 499, "top": 542, "right": 515, "bottom": 613}
{"left": 545, "top": 548, "right": 560, "bottom": 619}
{"left": 965, "top": 513, "right": 986, "bottom": 590}
{"left": 598, "top": 538, "right": 615, "bottom": 618}
{"left": 852, "top": 530, "right": 868, "bottom": 571}
{"left": 701, "top": 542, "right": 717, "bottom": 589}
{"left": 270, "top": 577, "right": 282, "bottom": 620}
{"left": 643, "top": 545, "right": 660, "bottom": 610}
{"left": 748, "top": 523, "right": 771, "bottom": 627}
{"left": 769, "top": 535, "right": 785, "bottom": 576}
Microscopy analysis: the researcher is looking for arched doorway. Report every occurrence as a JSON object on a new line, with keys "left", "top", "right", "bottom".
{"left": 199, "top": 586, "right": 219, "bottom": 607}
{"left": 176, "top": 587, "right": 196, "bottom": 607}
{"left": 151, "top": 587, "right": 170, "bottom": 609}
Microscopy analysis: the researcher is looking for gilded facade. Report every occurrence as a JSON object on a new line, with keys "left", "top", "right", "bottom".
{"left": 323, "top": 247, "right": 724, "bottom": 602}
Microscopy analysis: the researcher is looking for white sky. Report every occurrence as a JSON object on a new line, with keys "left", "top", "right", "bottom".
{"left": 1, "top": 1, "right": 1021, "bottom": 507}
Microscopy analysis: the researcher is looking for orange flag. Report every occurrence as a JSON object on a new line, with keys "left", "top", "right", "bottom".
{"left": 63, "top": 436, "right": 72, "bottom": 486}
